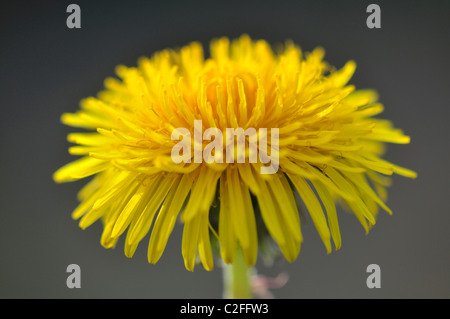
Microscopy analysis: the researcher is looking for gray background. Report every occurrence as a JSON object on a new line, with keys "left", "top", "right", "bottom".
{"left": 1, "top": 0, "right": 449, "bottom": 298}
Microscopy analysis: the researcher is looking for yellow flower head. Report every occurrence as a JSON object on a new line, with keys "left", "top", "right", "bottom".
{"left": 54, "top": 35, "right": 416, "bottom": 271}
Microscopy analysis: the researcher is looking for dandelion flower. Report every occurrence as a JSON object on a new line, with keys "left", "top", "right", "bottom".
{"left": 54, "top": 35, "right": 416, "bottom": 273}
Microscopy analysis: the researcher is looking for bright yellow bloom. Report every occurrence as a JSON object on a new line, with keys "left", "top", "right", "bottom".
{"left": 54, "top": 35, "right": 416, "bottom": 271}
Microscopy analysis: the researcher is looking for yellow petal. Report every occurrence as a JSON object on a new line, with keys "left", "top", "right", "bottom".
{"left": 53, "top": 157, "right": 109, "bottom": 183}
{"left": 218, "top": 174, "right": 237, "bottom": 264}
{"left": 287, "top": 174, "right": 332, "bottom": 254}
{"left": 148, "top": 173, "right": 193, "bottom": 263}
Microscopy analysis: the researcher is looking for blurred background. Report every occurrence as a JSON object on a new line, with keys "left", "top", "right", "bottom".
{"left": 1, "top": 0, "right": 449, "bottom": 298}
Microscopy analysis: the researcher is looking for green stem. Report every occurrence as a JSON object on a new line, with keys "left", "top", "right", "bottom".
{"left": 223, "top": 249, "right": 253, "bottom": 299}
